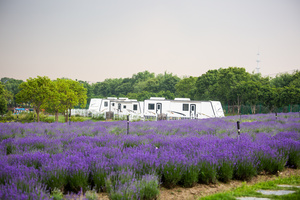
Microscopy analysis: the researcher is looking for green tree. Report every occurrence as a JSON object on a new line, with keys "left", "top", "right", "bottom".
{"left": 144, "top": 78, "right": 160, "bottom": 93}
{"left": 289, "top": 70, "right": 300, "bottom": 88}
{"left": 157, "top": 72, "right": 180, "bottom": 93}
{"left": 115, "top": 81, "right": 134, "bottom": 96}
{"left": 194, "top": 69, "right": 219, "bottom": 101}
{"left": 43, "top": 79, "right": 68, "bottom": 122}
{"left": 156, "top": 90, "right": 175, "bottom": 100}
{"left": 126, "top": 92, "right": 138, "bottom": 100}
{"left": 133, "top": 81, "right": 148, "bottom": 93}
{"left": 258, "top": 85, "right": 276, "bottom": 112}
{"left": 1, "top": 77, "right": 23, "bottom": 107}
{"left": 60, "top": 79, "right": 87, "bottom": 122}
{"left": 136, "top": 91, "right": 155, "bottom": 101}
{"left": 131, "top": 71, "right": 155, "bottom": 83}
{"left": 3, "top": 90, "right": 14, "bottom": 105}
{"left": 16, "top": 76, "right": 52, "bottom": 122}
{"left": 270, "top": 73, "right": 293, "bottom": 88}
{"left": 175, "top": 76, "right": 197, "bottom": 99}
{"left": 0, "top": 83, "right": 7, "bottom": 117}
{"left": 216, "top": 67, "right": 251, "bottom": 105}
{"left": 78, "top": 80, "right": 93, "bottom": 106}
{"left": 274, "top": 86, "right": 300, "bottom": 111}
{"left": 235, "top": 81, "right": 262, "bottom": 114}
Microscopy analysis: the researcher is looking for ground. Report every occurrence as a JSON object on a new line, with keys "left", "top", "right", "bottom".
{"left": 95, "top": 168, "right": 300, "bottom": 200}
{"left": 158, "top": 168, "right": 300, "bottom": 200}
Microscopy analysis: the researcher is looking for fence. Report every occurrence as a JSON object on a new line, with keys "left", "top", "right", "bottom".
{"left": 223, "top": 104, "right": 300, "bottom": 115}
{"left": 71, "top": 109, "right": 90, "bottom": 117}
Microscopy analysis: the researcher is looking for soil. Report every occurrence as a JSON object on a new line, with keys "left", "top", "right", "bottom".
{"left": 95, "top": 168, "right": 300, "bottom": 200}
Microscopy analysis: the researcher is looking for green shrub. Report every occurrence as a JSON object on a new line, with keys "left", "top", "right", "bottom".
{"left": 198, "top": 161, "right": 217, "bottom": 184}
{"left": 256, "top": 150, "right": 287, "bottom": 174}
{"left": 92, "top": 169, "right": 107, "bottom": 192}
{"left": 217, "top": 160, "right": 234, "bottom": 183}
{"left": 85, "top": 190, "right": 98, "bottom": 200}
{"left": 179, "top": 164, "right": 199, "bottom": 187}
{"left": 70, "top": 116, "right": 85, "bottom": 122}
{"left": 50, "top": 188, "right": 64, "bottom": 200}
{"left": 234, "top": 160, "right": 257, "bottom": 181}
{"left": 92, "top": 114, "right": 105, "bottom": 121}
{"left": 42, "top": 169, "right": 67, "bottom": 192}
{"left": 105, "top": 170, "right": 159, "bottom": 200}
{"left": 7, "top": 110, "right": 14, "bottom": 119}
{"left": 66, "top": 169, "right": 89, "bottom": 193}
{"left": 162, "top": 162, "right": 183, "bottom": 188}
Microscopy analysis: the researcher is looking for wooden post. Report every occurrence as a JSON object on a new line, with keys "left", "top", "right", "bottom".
{"left": 237, "top": 121, "right": 240, "bottom": 140}
{"left": 127, "top": 115, "right": 129, "bottom": 135}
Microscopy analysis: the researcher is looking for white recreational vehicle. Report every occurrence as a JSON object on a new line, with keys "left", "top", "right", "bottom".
{"left": 89, "top": 97, "right": 144, "bottom": 119}
{"left": 88, "top": 97, "right": 224, "bottom": 120}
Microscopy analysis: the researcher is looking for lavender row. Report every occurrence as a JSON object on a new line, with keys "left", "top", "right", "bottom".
{"left": 0, "top": 113, "right": 299, "bottom": 199}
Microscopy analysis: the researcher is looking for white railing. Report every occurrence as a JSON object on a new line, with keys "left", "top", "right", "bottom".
{"left": 70, "top": 109, "right": 214, "bottom": 121}
{"left": 71, "top": 109, "right": 90, "bottom": 117}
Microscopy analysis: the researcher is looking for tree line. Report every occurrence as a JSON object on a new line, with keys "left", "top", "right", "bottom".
{"left": 1, "top": 67, "right": 299, "bottom": 119}
{"left": 0, "top": 77, "right": 87, "bottom": 122}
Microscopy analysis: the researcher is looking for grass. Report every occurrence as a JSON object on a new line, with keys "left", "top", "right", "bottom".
{"left": 199, "top": 175, "right": 300, "bottom": 200}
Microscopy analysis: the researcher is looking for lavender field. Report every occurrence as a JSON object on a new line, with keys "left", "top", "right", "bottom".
{"left": 0, "top": 113, "right": 300, "bottom": 200}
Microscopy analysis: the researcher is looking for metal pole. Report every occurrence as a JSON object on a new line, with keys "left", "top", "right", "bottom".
{"left": 237, "top": 121, "right": 240, "bottom": 140}
{"left": 127, "top": 115, "right": 129, "bottom": 135}
{"left": 275, "top": 112, "right": 277, "bottom": 120}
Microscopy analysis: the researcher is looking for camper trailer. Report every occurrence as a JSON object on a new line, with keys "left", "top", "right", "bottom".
{"left": 143, "top": 97, "right": 224, "bottom": 120}
{"left": 88, "top": 97, "right": 144, "bottom": 119}
{"left": 88, "top": 97, "right": 224, "bottom": 120}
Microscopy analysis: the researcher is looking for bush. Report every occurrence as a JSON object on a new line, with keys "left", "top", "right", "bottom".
{"left": 50, "top": 188, "right": 64, "bottom": 200}
{"left": 105, "top": 170, "right": 159, "bottom": 200}
{"left": 17, "top": 112, "right": 34, "bottom": 122}
{"left": 287, "top": 148, "right": 300, "bottom": 168}
{"left": 234, "top": 160, "right": 257, "bottom": 181}
{"left": 198, "top": 161, "right": 217, "bottom": 184}
{"left": 179, "top": 164, "right": 199, "bottom": 187}
{"left": 92, "top": 169, "right": 107, "bottom": 192}
{"left": 92, "top": 114, "right": 105, "bottom": 121}
{"left": 217, "top": 160, "right": 234, "bottom": 183}
{"left": 42, "top": 168, "right": 67, "bottom": 192}
{"left": 5, "top": 110, "right": 14, "bottom": 121}
{"left": 70, "top": 116, "right": 85, "bottom": 122}
{"left": 162, "top": 162, "right": 183, "bottom": 188}
{"left": 66, "top": 169, "right": 89, "bottom": 193}
{"left": 39, "top": 113, "right": 54, "bottom": 123}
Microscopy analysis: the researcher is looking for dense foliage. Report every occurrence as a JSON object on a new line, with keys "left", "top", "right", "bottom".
{"left": 0, "top": 83, "right": 7, "bottom": 117}
{"left": 14, "top": 77, "right": 87, "bottom": 122}
{"left": 1, "top": 68, "right": 300, "bottom": 115}
{"left": 0, "top": 113, "right": 299, "bottom": 199}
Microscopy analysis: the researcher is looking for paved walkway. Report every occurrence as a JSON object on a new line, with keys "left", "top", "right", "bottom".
{"left": 236, "top": 185, "right": 299, "bottom": 200}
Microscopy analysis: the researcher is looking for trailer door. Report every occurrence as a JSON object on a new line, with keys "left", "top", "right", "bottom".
{"left": 190, "top": 104, "right": 196, "bottom": 118}
{"left": 156, "top": 103, "right": 162, "bottom": 114}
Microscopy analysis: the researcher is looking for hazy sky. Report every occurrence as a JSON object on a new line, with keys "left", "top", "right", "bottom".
{"left": 1, "top": 0, "right": 300, "bottom": 82}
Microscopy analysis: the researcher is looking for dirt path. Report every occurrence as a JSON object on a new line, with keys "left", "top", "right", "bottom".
{"left": 95, "top": 168, "right": 299, "bottom": 200}
{"left": 158, "top": 168, "right": 300, "bottom": 200}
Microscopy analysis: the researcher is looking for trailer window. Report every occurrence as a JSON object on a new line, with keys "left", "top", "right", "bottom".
{"left": 183, "top": 104, "right": 189, "bottom": 111}
{"left": 133, "top": 104, "right": 138, "bottom": 111}
{"left": 123, "top": 105, "right": 126, "bottom": 109}
{"left": 104, "top": 102, "right": 108, "bottom": 107}
{"left": 148, "top": 103, "right": 155, "bottom": 110}
{"left": 112, "top": 103, "right": 115, "bottom": 106}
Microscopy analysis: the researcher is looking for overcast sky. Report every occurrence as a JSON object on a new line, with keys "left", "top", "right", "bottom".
{"left": 1, "top": 0, "right": 299, "bottom": 82}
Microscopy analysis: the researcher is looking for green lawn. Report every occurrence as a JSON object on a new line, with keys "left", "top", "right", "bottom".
{"left": 199, "top": 175, "right": 300, "bottom": 200}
